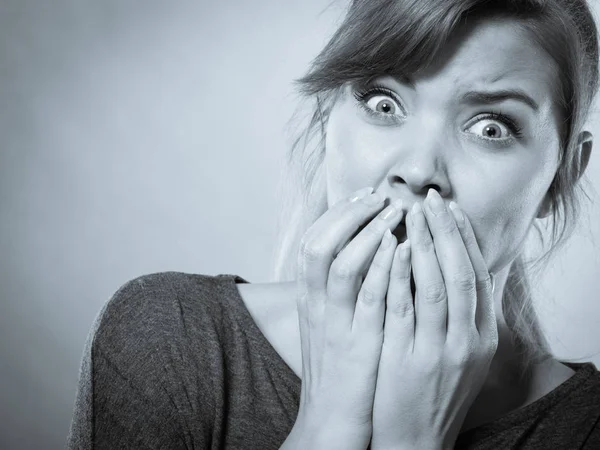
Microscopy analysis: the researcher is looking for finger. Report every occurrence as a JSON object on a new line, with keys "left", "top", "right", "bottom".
{"left": 328, "top": 198, "right": 404, "bottom": 332}
{"left": 383, "top": 238, "right": 414, "bottom": 353}
{"left": 296, "top": 187, "right": 384, "bottom": 328}
{"left": 448, "top": 202, "right": 497, "bottom": 343}
{"left": 406, "top": 201, "right": 447, "bottom": 350}
{"left": 421, "top": 189, "right": 476, "bottom": 346}
{"left": 298, "top": 186, "right": 377, "bottom": 295}
{"left": 352, "top": 228, "right": 397, "bottom": 334}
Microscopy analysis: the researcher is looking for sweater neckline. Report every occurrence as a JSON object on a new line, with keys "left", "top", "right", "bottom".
{"left": 217, "top": 274, "right": 302, "bottom": 390}
{"left": 455, "top": 359, "right": 598, "bottom": 443}
{"left": 216, "top": 273, "right": 598, "bottom": 442}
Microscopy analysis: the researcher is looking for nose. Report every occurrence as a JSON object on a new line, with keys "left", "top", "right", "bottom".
{"left": 385, "top": 117, "right": 451, "bottom": 200}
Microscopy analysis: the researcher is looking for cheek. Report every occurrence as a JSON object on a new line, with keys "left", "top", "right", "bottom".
{"left": 460, "top": 134, "right": 559, "bottom": 272}
{"left": 325, "top": 111, "right": 387, "bottom": 206}
{"left": 467, "top": 181, "right": 545, "bottom": 273}
{"left": 476, "top": 212, "right": 532, "bottom": 273}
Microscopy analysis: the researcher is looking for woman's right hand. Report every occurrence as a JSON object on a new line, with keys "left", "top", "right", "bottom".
{"left": 281, "top": 187, "right": 405, "bottom": 450}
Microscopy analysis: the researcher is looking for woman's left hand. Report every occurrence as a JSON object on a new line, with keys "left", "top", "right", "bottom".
{"left": 370, "top": 189, "right": 499, "bottom": 450}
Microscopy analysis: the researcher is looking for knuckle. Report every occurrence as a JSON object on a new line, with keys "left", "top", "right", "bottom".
{"left": 391, "top": 269, "right": 411, "bottom": 283}
{"left": 299, "top": 239, "right": 324, "bottom": 263}
{"left": 450, "top": 349, "right": 473, "bottom": 369}
{"left": 300, "top": 236, "right": 310, "bottom": 250}
{"left": 476, "top": 275, "right": 493, "bottom": 294}
{"left": 450, "top": 336, "right": 478, "bottom": 368}
{"left": 331, "top": 259, "right": 357, "bottom": 281}
{"left": 424, "top": 281, "right": 447, "bottom": 304}
{"left": 452, "top": 268, "right": 476, "bottom": 293}
{"left": 414, "top": 236, "right": 434, "bottom": 252}
{"left": 359, "top": 285, "right": 378, "bottom": 305}
{"left": 389, "top": 298, "right": 414, "bottom": 316}
{"left": 437, "top": 215, "right": 457, "bottom": 235}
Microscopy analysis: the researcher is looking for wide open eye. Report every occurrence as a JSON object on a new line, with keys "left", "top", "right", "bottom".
{"left": 467, "top": 119, "right": 511, "bottom": 139}
{"left": 365, "top": 95, "right": 401, "bottom": 115}
{"left": 353, "top": 85, "right": 406, "bottom": 123}
{"left": 464, "top": 113, "right": 523, "bottom": 141}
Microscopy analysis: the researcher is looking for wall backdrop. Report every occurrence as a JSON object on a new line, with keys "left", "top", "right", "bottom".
{"left": 1, "top": 1, "right": 599, "bottom": 448}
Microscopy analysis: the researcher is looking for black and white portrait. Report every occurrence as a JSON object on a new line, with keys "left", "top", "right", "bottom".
{"left": 2, "top": 1, "right": 600, "bottom": 449}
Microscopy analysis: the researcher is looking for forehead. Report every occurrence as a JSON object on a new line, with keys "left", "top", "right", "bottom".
{"left": 417, "top": 18, "right": 559, "bottom": 103}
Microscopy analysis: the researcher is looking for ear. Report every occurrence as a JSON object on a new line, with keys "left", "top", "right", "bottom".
{"left": 537, "top": 131, "right": 593, "bottom": 219}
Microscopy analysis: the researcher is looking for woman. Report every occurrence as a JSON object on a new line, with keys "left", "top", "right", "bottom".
{"left": 68, "top": 0, "right": 600, "bottom": 449}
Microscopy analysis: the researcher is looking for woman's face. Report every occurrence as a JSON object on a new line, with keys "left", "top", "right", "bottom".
{"left": 324, "top": 18, "right": 562, "bottom": 273}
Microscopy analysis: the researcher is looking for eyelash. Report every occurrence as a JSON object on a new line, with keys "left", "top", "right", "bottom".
{"left": 353, "top": 85, "right": 403, "bottom": 117}
{"left": 481, "top": 111, "right": 524, "bottom": 138}
{"left": 352, "top": 84, "right": 525, "bottom": 139}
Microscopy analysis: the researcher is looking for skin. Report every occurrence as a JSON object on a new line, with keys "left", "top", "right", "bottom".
{"left": 239, "top": 15, "right": 594, "bottom": 446}
{"left": 322, "top": 17, "right": 592, "bottom": 434}
{"left": 326, "top": 19, "right": 562, "bottom": 272}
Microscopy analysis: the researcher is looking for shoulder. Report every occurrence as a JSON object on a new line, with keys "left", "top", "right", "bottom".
{"left": 100, "top": 270, "right": 241, "bottom": 313}
{"left": 560, "top": 362, "right": 600, "bottom": 448}
{"left": 582, "top": 365, "right": 600, "bottom": 448}
{"left": 69, "top": 272, "right": 243, "bottom": 447}
{"left": 90, "top": 271, "right": 248, "bottom": 367}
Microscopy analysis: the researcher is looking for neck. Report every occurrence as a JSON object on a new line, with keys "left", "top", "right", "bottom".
{"left": 488, "top": 262, "right": 539, "bottom": 386}
{"left": 460, "top": 262, "right": 541, "bottom": 432}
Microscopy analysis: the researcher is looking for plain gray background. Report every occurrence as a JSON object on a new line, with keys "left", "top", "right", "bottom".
{"left": 1, "top": 1, "right": 599, "bottom": 448}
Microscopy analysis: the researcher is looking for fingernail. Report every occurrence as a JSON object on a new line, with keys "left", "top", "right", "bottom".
{"left": 426, "top": 188, "right": 445, "bottom": 216}
{"left": 381, "top": 204, "right": 400, "bottom": 220}
{"left": 349, "top": 186, "right": 374, "bottom": 202}
{"left": 411, "top": 202, "right": 426, "bottom": 230}
{"left": 363, "top": 191, "right": 384, "bottom": 205}
{"left": 381, "top": 228, "right": 393, "bottom": 248}
{"left": 381, "top": 198, "right": 403, "bottom": 220}
{"left": 448, "top": 201, "right": 464, "bottom": 226}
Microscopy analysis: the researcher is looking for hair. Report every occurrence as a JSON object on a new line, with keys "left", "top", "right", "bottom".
{"left": 268, "top": 0, "right": 599, "bottom": 380}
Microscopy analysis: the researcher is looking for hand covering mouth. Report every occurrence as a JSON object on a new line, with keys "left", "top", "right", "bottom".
{"left": 350, "top": 211, "right": 407, "bottom": 244}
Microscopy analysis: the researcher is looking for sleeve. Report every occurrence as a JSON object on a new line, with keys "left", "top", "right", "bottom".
{"left": 66, "top": 273, "right": 215, "bottom": 449}
{"left": 67, "top": 345, "right": 186, "bottom": 449}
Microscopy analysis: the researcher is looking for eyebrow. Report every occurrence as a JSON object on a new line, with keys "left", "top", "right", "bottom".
{"left": 460, "top": 89, "right": 539, "bottom": 112}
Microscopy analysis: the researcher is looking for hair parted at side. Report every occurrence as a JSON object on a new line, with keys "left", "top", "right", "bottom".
{"left": 268, "top": 0, "right": 599, "bottom": 379}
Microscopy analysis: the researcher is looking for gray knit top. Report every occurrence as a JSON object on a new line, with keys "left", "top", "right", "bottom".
{"left": 67, "top": 271, "right": 600, "bottom": 449}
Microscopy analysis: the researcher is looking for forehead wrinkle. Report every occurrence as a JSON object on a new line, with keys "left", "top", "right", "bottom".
{"left": 431, "top": 20, "right": 560, "bottom": 104}
{"left": 448, "top": 64, "right": 556, "bottom": 112}
{"left": 486, "top": 67, "right": 534, "bottom": 85}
